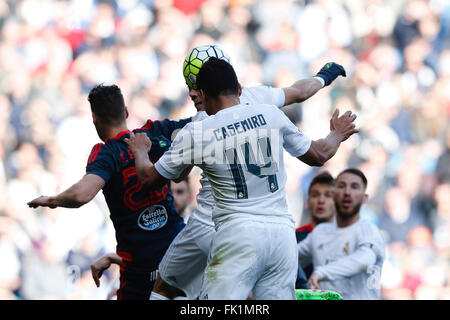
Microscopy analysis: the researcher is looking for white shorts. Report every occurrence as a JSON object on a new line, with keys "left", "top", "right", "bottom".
{"left": 199, "top": 217, "right": 298, "bottom": 300}
{"left": 158, "top": 215, "right": 215, "bottom": 299}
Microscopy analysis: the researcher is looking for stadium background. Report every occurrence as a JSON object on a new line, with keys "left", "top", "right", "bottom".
{"left": 0, "top": 0, "right": 449, "bottom": 300}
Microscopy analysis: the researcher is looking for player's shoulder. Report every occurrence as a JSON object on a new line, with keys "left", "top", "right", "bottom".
{"left": 137, "top": 117, "right": 189, "bottom": 135}
{"left": 296, "top": 223, "right": 313, "bottom": 233}
{"left": 355, "top": 219, "right": 386, "bottom": 257}
{"left": 296, "top": 224, "right": 313, "bottom": 242}
{"left": 101, "top": 130, "right": 136, "bottom": 158}
{"left": 135, "top": 120, "right": 158, "bottom": 135}
{"left": 242, "top": 84, "right": 278, "bottom": 96}
{"left": 355, "top": 219, "right": 384, "bottom": 241}
{"left": 166, "top": 121, "right": 196, "bottom": 142}
{"left": 193, "top": 111, "right": 209, "bottom": 122}
{"left": 176, "top": 120, "right": 195, "bottom": 132}
{"left": 312, "top": 222, "right": 336, "bottom": 234}
{"left": 242, "top": 85, "right": 284, "bottom": 106}
{"left": 88, "top": 141, "right": 105, "bottom": 154}
{"left": 87, "top": 142, "right": 112, "bottom": 165}
{"left": 140, "top": 118, "right": 169, "bottom": 128}
{"left": 246, "top": 101, "right": 282, "bottom": 115}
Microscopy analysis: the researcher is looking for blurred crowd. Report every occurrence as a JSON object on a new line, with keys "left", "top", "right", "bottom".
{"left": 0, "top": 0, "right": 449, "bottom": 300}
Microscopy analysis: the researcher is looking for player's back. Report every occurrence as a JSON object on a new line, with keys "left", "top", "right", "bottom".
{"left": 193, "top": 102, "right": 311, "bottom": 225}
{"left": 188, "top": 86, "right": 286, "bottom": 226}
{"left": 86, "top": 118, "right": 190, "bottom": 270}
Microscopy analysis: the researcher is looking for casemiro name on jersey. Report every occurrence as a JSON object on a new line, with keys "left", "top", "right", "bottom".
{"left": 170, "top": 112, "right": 282, "bottom": 167}
{"left": 213, "top": 113, "right": 267, "bottom": 141}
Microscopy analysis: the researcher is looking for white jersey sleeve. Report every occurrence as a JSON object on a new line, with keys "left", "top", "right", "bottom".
{"left": 242, "top": 86, "right": 311, "bottom": 157}
{"left": 277, "top": 108, "right": 311, "bottom": 157}
{"left": 155, "top": 123, "right": 196, "bottom": 180}
{"left": 355, "top": 219, "right": 386, "bottom": 261}
{"left": 241, "top": 86, "right": 285, "bottom": 108}
{"left": 314, "top": 245, "right": 377, "bottom": 281}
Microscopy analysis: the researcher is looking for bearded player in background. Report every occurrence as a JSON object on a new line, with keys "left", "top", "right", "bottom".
{"left": 298, "top": 168, "right": 385, "bottom": 300}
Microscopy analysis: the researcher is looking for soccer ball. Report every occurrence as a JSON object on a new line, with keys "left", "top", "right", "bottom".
{"left": 183, "top": 45, "right": 231, "bottom": 90}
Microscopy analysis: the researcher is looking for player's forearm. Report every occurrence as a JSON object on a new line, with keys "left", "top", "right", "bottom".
{"left": 49, "top": 184, "right": 90, "bottom": 208}
{"left": 283, "top": 78, "right": 323, "bottom": 105}
{"left": 298, "top": 131, "right": 344, "bottom": 167}
{"left": 106, "top": 253, "right": 123, "bottom": 266}
{"left": 28, "top": 174, "right": 103, "bottom": 209}
{"left": 315, "top": 246, "right": 377, "bottom": 281}
{"left": 133, "top": 148, "right": 157, "bottom": 186}
{"left": 133, "top": 149, "right": 168, "bottom": 190}
{"left": 315, "top": 130, "right": 345, "bottom": 163}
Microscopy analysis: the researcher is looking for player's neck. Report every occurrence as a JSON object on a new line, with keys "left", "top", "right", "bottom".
{"left": 336, "top": 213, "right": 360, "bottom": 228}
{"left": 102, "top": 123, "right": 129, "bottom": 141}
{"left": 310, "top": 217, "right": 333, "bottom": 229}
{"left": 206, "top": 95, "right": 240, "bottom": 115}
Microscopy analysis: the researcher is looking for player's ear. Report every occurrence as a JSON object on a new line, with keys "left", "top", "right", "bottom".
{"left": 199, "top": 89, "right": 207, "bottom": 103}
{"left": 92, "top": 112, "right": 97, "bottom": 124}
{"left": 125, "top": 107, "right": 129, "bottom": 119}
{"left": 362, "top": 193, "right": 368, "bottom": 204}
{"left": 238, "top": 83, "right": 242, "bottom": 96}
{"left": 305, "top": 196, "right": 311, "bottom": 211}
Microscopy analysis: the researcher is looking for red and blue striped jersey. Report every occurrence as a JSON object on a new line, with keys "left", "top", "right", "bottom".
{"left": 86, "top": 117, "right": 191, "bottom": 271}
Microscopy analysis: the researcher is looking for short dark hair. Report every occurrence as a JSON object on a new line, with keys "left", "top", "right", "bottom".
{"left": 88, "top": 84, "right": 126, "bottom": 125}
{"left": 337, "top": 168, "right": 368, "bottom": 189}
{"left": 308, "top": 171, "right": 334, "bottom": 194}
{"left": 196, "top": 57, "right": 239, "bottom": 98}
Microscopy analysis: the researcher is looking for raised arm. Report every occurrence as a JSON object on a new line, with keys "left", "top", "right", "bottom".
{"left": 283, "top": 62, "right": 346, "bottom": 106}
{"left": 143, "top": 117, "right": 192, "bottom": 141}
{"left": 27, "top": 174, "right": 105, "bottom": 209}
{"left": 298, "top": 109, "right": 357, "bottom": 167}
{"left": 124, "top": 132, "right": 169, "bottom": 189}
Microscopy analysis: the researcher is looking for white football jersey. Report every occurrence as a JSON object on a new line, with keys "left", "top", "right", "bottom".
{"left": 155, "top": 100, "right": 311, "bottom": 226}
{"left": 188, "top": 110, "right": 215, "bottom": 226}
{"left": 187, "top": 86, "right": 286, "bottom": 226}
{"left": 298, "top": 218, "right": 386, "bottom": 300}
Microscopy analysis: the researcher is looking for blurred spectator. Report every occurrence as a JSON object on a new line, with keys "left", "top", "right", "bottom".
{"left": 379, "top": 186, "right": 428, "bottom": 244}
{"left": 430, "top": 182, "right": 450, "bottom": 252}
{"left": 170, "top": 177, "right": 194, "bottom": 223}
{"left": 435, "top": 126, "right": 450, "bottom": 183}
{"left": 19, "top": 236, "right": 71, "bottom": 299}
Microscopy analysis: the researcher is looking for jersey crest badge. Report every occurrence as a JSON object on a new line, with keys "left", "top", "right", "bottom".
{"left": 343, "top": 242, "right": 349, "bottom": 255}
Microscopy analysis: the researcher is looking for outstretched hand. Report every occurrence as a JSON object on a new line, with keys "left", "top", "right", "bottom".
{"left": 330, "top": 109, "right": 358, "bottom": 142}
{"left": 315, "top": 62, "right": 346, "bottom": 86}
{"left": 124, "top": 132, "right": 152, "bottom": 155}
{"left": 27, "top": 196, "right": 56, "bottom": 209}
